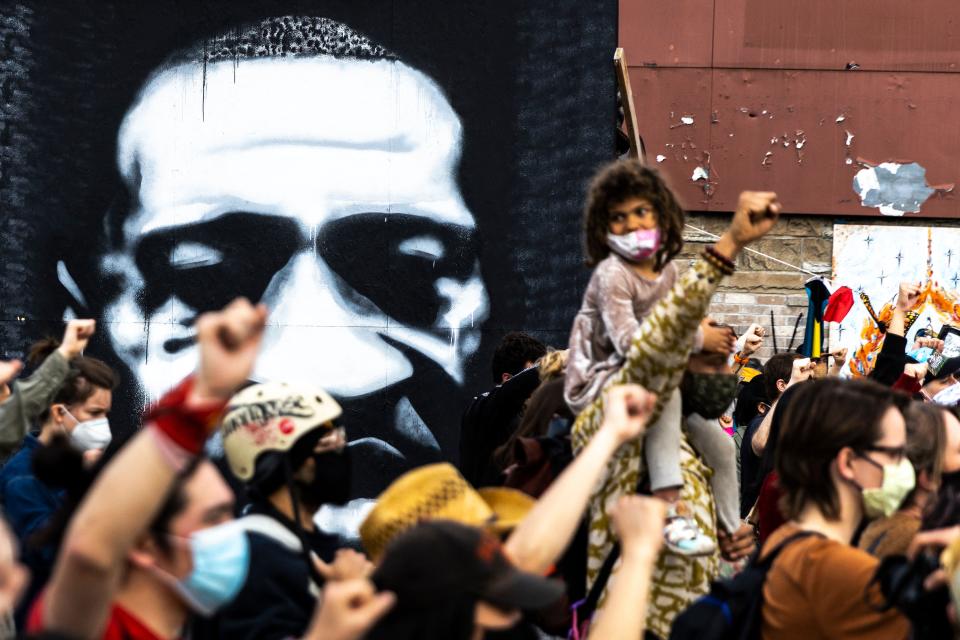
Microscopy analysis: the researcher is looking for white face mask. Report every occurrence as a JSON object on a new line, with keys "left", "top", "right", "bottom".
{"left": 63, "top": 410, "right": 112, "bottom": 451}
{"left": 933, "top": 382, "right": 960, "bottom": 407}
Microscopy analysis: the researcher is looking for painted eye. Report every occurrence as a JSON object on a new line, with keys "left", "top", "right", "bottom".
{"left": 318, "top": 213, "right": 477, "bottom": 328}
{"left": 398, "top": 236, "right": 446, "bottom": 261}
{"left": 169, "top": 242, "right": 224, "bottom": 268}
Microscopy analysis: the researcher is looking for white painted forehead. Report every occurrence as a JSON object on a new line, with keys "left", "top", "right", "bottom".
{"left": 116, "top": 56, "right": 463, "bottom": 185}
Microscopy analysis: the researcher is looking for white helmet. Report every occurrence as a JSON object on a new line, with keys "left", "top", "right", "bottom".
{"left": 221, "top": 382, "right": 342, "bottom": 482}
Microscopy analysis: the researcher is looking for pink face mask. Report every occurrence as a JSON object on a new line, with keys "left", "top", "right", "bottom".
{"left": 606, "top": 228, "right": 661, "bottom": 263}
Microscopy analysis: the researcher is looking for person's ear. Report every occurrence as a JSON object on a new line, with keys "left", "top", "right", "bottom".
{"left": 756, "top": 402, "right": 767, "bottom": 416}
{"left": 127, "top": 536, "right": 160, "bottom": 571}
{"left": 51, "top": 404, "right": 68, "bottom": 424}
{"left": 500, "top": 372, "right": 512, "bottom": 384}
{"left": 835, "top": 447, "right": 858, "bottom": 482}
{"left": 776, "top": 379, "right": 787, "bottom": 393}
{"left": 918, "top": 469, "right": 936, "bottom": 493}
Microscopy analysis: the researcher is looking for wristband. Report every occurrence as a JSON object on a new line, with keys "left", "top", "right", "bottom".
{"left": 733, "top": 352, "right": 750, "bottom": 365}
{"left": 144, "top": 376, "right": 226, "bottom": 456}
{"left": 705, "top": 245, "right": 736, "bottom": 270}
{"left": 701, "top": 246, "right": 736, "bottom": 276}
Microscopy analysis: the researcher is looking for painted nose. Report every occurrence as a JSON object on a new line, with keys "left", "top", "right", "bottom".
{"left": 252, "top": 250, "right": 413, "bottom": 396}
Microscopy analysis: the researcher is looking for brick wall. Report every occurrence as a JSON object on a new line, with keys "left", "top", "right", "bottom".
{"left": 679, "top": 213, "right": 831, "bottom": 360}
{"left": 680, "top": 212, "right": 960, "bottom": 362}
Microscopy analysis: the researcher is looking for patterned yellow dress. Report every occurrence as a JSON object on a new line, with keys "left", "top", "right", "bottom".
{"left": 571, "top": 253, "right": 728, "bottom": 634}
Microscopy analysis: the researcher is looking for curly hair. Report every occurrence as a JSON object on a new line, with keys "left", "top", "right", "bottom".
{"left": 582, "top": 159, "right": 685, "bottom": 270}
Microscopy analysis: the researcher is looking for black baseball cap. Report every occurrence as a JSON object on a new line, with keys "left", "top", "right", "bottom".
{"left": 372, "top": 519, "right": 564, "bottom": 611}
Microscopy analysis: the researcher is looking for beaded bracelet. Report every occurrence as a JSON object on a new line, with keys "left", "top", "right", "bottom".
{"left": 705, "top": 245, "right": 737, "bottom": 272}
{"left": 701, "top": 247, "right": 736, "bottom": 276}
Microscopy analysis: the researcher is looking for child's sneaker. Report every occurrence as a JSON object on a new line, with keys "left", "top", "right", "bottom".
{"left": 663, "top": 501, "right": 716, "bottom": 556}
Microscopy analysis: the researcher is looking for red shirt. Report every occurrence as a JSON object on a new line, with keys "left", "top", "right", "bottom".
{"left": 27, "top": 593, "right": 166, "bottom": 640}
{"left": 757, "top": 471, "right": 787, "bottom": 545}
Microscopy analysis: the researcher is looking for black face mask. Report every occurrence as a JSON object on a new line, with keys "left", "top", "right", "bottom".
{"left": 681, "top": 372, "right": 739, "bottom": 419}
{"left": 297, "top": 449, "right": 353, "bottom": 509}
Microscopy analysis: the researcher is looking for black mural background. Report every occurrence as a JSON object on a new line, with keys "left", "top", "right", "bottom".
{"left": 0, "top": 0, "right": 616, "bottom": 494}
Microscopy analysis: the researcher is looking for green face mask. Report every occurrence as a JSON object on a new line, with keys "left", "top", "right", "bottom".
{"left": 857, "top": 455, "right": 916, "bottom": 520}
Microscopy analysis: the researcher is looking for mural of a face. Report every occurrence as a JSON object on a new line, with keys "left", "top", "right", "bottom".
{"left": 91, "top": 19, "right": 488, "bottom": 520}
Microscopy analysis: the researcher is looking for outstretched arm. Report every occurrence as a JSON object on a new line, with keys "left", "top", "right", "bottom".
{"left": 44, "top": 300, "right": 266, "bottom": 637}
{"left": 587, "top": 495, "right": 665, "bottom": 640}
{"left": 505, "top": 385, "right": 655, "bottom": 574}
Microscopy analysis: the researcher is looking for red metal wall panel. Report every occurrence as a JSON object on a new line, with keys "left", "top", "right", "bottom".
{"left": 622, "top": 1, "right": 960, "bottom": 218}
{"left": 619, "top": 0, "right": 714, "bottom": 67}
{"left": 715, "top": 0, "right": 960, "bottom": 72}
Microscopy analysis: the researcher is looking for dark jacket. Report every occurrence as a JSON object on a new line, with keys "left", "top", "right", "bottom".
{"left": 869, "top": 332, "right": 908, "bottom": 387}
{"left": 459, "top": 366, "right": 541, "bottom": 486}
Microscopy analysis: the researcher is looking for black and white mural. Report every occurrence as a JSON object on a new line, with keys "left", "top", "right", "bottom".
{"left": 0, "top": 1, "right": 616, "bottom": 527}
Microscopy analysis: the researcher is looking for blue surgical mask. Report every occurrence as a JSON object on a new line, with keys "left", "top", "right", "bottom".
{"left": 159, "top": 520, "right": 251, "bottom": 616}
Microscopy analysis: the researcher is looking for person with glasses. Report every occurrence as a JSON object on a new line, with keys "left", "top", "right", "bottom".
{"left": 759, "top": 378, "right": 913, "bottom": 640}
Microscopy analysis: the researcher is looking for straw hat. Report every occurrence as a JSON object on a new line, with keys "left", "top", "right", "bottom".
{"left": 360, "top": 462, "right": 535, "bottom": 561}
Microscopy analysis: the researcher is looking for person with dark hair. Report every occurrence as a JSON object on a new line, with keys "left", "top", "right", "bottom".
{"left": 0, "top": 336, "right": 118, "bottom": 627}
{"left": 760, "top": 378, "right": 913, "bottom": 639}
{"left": 920, "top": 405, "right": 960, "bottom": 531}
{"left": 0, "top": 320, "right": 96, "bottom": 459}
{"left": 490, "top": 333, "right": 548, "bottom": 385}
{"left": 751, "top": 384, "right": 800, "bottom": 544}
{"left": 195, "top": 381, "right": 360, "bottom": 640}
{"left": 366, "top": 520, "right": 564, "bottom": 640}
{"left": 740, "top": 352, "right": 803, "bottom": 518}
{"left": 459, "top": 333, "right": 547, "bottom": 487}
{"left": 859, "top": 401, "right": 946, "bottom": 558}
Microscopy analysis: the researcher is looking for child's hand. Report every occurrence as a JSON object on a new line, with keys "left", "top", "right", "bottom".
{"left": 600, "top": 384, "right": 657, "bottom": 446}
{"left": 729, "top": 191, "right": 781, "bottom": 247}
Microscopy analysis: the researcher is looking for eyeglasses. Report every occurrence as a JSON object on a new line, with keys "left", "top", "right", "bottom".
{"left": 860, "top": 444, "right": 907, "bottom": 463}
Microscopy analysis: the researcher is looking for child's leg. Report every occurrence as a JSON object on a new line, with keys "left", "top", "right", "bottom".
{"left": 644, "top": 388, "right": 684, "bottom": 498}
{"left": 686, "top": 412, "right": 740, "bottom": 534}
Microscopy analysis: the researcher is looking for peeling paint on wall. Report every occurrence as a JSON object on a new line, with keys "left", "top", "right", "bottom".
{"left": 852, "top": 162, "right": 935, "bottom": 216}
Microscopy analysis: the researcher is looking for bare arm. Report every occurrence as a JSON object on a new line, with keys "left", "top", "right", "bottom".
{"left": 752, "top": 357, "right": 814, "bottom": 455}
{"left": 505, "top": 385, "right": 655, "bottom": 574}
{"left": 44, "top": 301, "right": 266, "bottom": 636}
{"left": 587, "top": 496, "right": 665, "bottom": 640}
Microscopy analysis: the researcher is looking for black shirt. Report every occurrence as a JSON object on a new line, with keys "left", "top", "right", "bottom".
{"left": 459, "top": 366, "right": 541, "bottom": 486}
{"left": 192, "top": 505, "right": 339, "bottom": 640}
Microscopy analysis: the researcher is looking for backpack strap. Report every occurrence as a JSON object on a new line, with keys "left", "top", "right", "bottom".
{"left": 754, "top": 530, "right": 822, "bottom": 568}
{"left": 575, "top": 542, "right": 621, "bottom": 624}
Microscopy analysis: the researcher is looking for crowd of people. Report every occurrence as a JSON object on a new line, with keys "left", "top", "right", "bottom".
{"left": 0, "top": 158, "right": 959, "bottom": 639}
